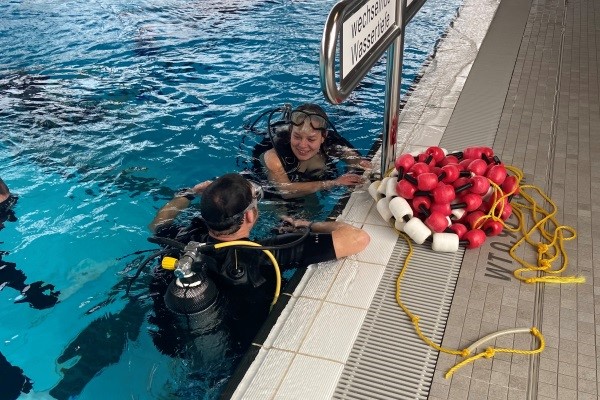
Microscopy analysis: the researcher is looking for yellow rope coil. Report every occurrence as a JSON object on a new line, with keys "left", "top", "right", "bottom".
{"left": 386, "top": 163, "right": 581, "bottom": 378}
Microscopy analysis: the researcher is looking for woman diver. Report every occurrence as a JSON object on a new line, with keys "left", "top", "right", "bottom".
{"left": 255, "top": 104, "right": 372, "bottom": 199}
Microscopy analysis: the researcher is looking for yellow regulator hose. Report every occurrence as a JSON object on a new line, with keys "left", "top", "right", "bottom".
{"left": 213, "top": 240, "right": 281, "bottom": 307}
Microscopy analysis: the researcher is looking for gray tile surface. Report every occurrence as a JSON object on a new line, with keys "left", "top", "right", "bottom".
{"left": 431, "top": 0, "right": 599, "bottom": 398}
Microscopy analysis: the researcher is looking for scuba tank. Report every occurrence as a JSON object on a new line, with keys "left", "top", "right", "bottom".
{"left": 161, "top": 241, "right": 219, "bottom": 318}
{"left": 159, "top": 241, "right": 232, "bottom": 371}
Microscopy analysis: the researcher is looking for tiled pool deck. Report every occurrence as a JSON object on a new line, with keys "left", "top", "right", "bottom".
{"left": 225, "top": 0, "right": 599, "bottom": 398}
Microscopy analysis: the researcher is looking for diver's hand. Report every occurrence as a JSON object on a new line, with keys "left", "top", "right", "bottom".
{"left": 334, "top": 173, "right": 366, "bottom": 187}
{"left": 192, "top": 180, "right": 212, "bottom": 196}
{"left": 279, "top": 215, "right": 311, "bottom": 229}
{"left": 358, "top": 159, "right": 373, "bottom": 169}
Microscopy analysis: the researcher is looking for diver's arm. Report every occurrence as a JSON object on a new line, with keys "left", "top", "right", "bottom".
{"left": 280, "top": 216, "right": 370, "bottom": 258}
{"left": 148, "top": 180, "right": 212, "bottom": 233}
{"left": 332, "top": 145, "right": 373, "bottom": 169}
{"left": 262, "top": 150, "right": 364, "bottom": 199}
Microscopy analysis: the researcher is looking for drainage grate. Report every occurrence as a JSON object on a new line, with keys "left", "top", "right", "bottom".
{"left": 333, "top": 238, "right": 464, "bottom": 400}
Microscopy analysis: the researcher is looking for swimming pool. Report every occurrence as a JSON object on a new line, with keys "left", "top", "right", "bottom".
{"left": 0, "top": 0, "right": 463, "bottom": 398}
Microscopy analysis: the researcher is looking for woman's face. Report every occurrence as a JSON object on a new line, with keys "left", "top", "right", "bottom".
{"left": 290, "top": 122, "right": 325, "bottom": 161}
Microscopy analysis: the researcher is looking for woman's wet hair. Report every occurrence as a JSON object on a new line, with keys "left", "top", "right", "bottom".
{"left": 200, "top": 173, "right": 253, "bottom": 235}
{"left": 293, "top": 103, "right": 327, "bottom": 119}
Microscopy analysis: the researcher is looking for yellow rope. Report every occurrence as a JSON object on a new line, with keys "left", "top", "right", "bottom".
{"left": 470, "top": 165, "right": 584, "bottom": 284}
{"left": 395, "top": 232, "right": 469, "bottom": 357}
{"left": 385, "top": 162, "right": 581, "bottom": 378}
{"left": 444, "top": 327, "right": 545, "bottom": 379}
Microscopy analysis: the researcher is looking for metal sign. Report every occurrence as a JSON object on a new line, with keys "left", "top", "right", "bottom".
{"left": 341, "top": 0, "right": 397, "bottom": 81}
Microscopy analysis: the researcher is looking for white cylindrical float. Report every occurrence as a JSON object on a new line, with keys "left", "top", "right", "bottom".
{"left": 385, "top": 177, "right": 398, "bottom": 198}
{"left": 368, "top": 180, "right": 383, "bottom": 201}
{"left": 377, "top": 177, "right": 390, "bottom": 196}
{"left": 389, "top": 196, "right": 413, "bottom": 221}
{"left": 376, "top": 197, "right": 393, "bottom": 222}
{"left": 432, "top": 232, "right": 460, "bottom": 252}
{"left": 404, "top": 217, "right": 431, "bottom": 244}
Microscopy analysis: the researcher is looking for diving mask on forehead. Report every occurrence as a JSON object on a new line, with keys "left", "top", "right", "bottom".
{"left": 249, "top": 180, "right": 264, "bottom": 204}
{"left": 290, "top": 110, "right": 328, "bottom": 133}
{"left": 237, "top": 180, "right": 263, "bottom": 217}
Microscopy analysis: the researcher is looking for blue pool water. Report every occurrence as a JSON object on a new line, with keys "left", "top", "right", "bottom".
{"left": 0, "top": 0, "right": 462, "bottom": 398}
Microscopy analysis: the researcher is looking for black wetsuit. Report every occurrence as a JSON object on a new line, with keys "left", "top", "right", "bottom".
{"left": 49, "top": 216, "right": 338, "bottom": 399}
{"left": 155, "top": 217, "right": 337, "bottom": 292}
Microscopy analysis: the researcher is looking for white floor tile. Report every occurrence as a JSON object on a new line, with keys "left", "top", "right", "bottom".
{"left": 274, "top": 354, "right": 344, "bottom": 400}
{"left": 409, "top": 123, "right": 446, "bottom": 146}
{"left": 326, "top": 258, "right": 386, "bottom": 309}
{"left": 240, "top": 348, "right": 295, "bottom": 400}
{"left": 418, "top": 106, "right": 454, "bottom": 128}
{"left": 339, "top": 189, "right": 374, "bottom": 223}
{"left": 355, "top": 223, "right": 399, "bottom": 265}
{"left": 299, "top": 302, "right": 367, "bottom": 363}
{"left": 300, "top": 260, "right": 342, "bottom": 300}
{"left": 272, "top": 297, "right": 322, "bottom": 352}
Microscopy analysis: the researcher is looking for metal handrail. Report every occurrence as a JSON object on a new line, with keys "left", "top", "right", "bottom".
{"left": 320, "top": 0, "right": 430, "bottom": 174}
{"left": 320, "top": 0, "right": 427, "bottom": 104}
{"left": 319, "top": 0, "right": 402, "bottom": 104}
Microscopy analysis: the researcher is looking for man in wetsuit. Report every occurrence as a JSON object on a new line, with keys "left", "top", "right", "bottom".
{"left": 148, "top": 173, "right": 370, "bottom": 297}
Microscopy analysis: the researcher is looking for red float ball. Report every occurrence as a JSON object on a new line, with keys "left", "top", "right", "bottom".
{"left": 417, "top": 173, "right": 438, "bottom": 191}
{"left": 426, "top": 146, "right": 446, "bottom": 163}
{"left": 440, "top": 164, "right": 460, "bottom": 183}
{"left": 432, "top": 183, "right": 456, "bottom": 204}
{"left": 460, "top": 193, "right": 483, "bottom": 211}
{"left": 412, "top": 196, "right": 432, "bottom": 213}
{"left": 410, "top": 162, "right": 431, "bottom": 176}
{"left": 483, "top": 220, "right": 503, "bottom": 236}
{"left": 499, "top": 202, "right": 512, "bottom": 220}
{"left": 468, "top": 159, "right": 488, "bottom": 176}
{"left": 395, "top": 153, "right": 415, "bottom": 173}
{"left": 463, "top": 229, "right": 487, "bottom": 249}
{"left": 464, "top": 210, "right": 486, "bottom": 229}
{"left": 425, "top": 211, "right": 448, "bottom": 233}
{"left": 480, "top": 147, "right": 494, "bottom": 159}
{"left": 470, "top": 175, "right": 491, "bottom": 195}
{"left": 431, "top": 202, "right": 452, "bottom": 216}
{"left": 396, "top": 179, "right": 417, "bottom": 199}
{"left": 448, "top": 223, "right": 468, "bottom": 238}
{"left": 459, "top": 158, "right": 474, "bottom": 170}
{"left": 439, "top": 155, "right": 459, "bottom": 166}
{"left": 463, "top": 147, "right": 483, "bottom": 160}
{"left": 486, "top": 164, "right": 507, "bottom": 185}
{"left": 501, "top": 175, "right": 520, "bottom": 196}
{"left": 453, "top": 176, "right": 471, "bottom": 189}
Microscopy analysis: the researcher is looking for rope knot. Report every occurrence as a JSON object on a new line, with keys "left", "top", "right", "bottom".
{"left": 460, "top": 349, "right": 470, "bottom": 358}
{"left": 412, "top": 316, "right": 420, "bottom": 323}
{"left": 537, "top": 243, "right": 549, "bottom": 254}
{"left": 538, "top": 259, "right": 551, "bottom": 269}
{"left": 483, "top": 348, "right": 495, "bottom": 358}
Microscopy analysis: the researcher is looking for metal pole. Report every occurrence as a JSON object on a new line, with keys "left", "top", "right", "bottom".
{"left": 381, "top": 0, "right": 407, "bottom": 177}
